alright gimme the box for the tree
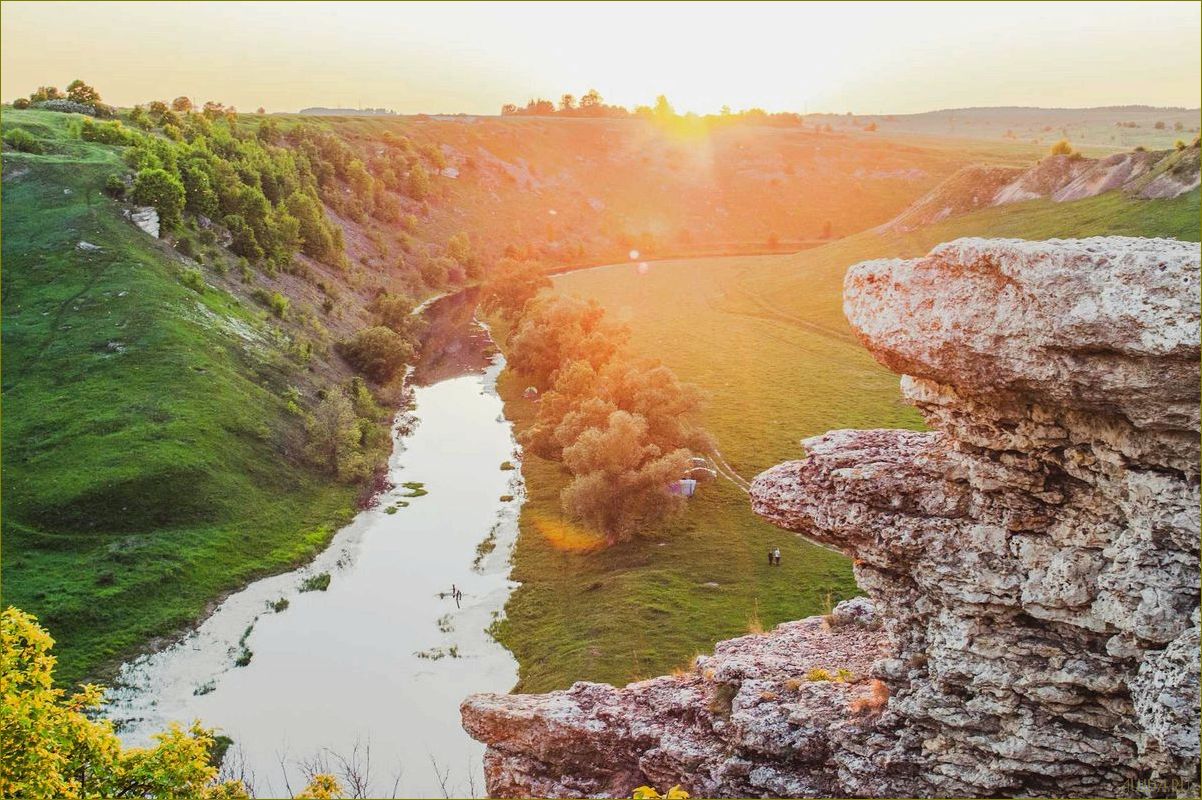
[406,162,431,200]
[500,103,519,116]
[132,168,186,230]
[508,295,629,388]
[0,607,353,799]
[559,94,576,113]
[653,95,675,119]
[580,89,603,111]
[304,391,366,480]
[148,100,170,118]
[29,86,64,103]
[65,79,101,105]
[480,258,551,318]
[171,96,194,113]
[560,411,691,542]
[372,292,422,341]
[180,162,219,218]
[338,326,414,383]
[12,98,30,109]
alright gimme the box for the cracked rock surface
[463,237,1200,798]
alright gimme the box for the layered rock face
[463,237,1201,798]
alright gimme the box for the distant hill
[298,106,397,116]
[808,106,1201,151]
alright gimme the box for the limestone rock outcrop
[463,237,1201,798]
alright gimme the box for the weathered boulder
[463,237,1201,798]
[124,205,160,238]
[463,609,890,798]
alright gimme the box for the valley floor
[493,186,1201,693]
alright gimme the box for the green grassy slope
[496,187,1200,693]
[1,112,358,685]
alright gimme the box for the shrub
[1048,139,1074,156]
[406,162,432,200]
[103,174,126,198]
[338,326,413,383]
[3,128,41,153]
[805,667,833,682]
[0,607,259,798]
[1175,140,1187,151]
[80,118,136,145]
[299,572,331,592]
[11,97,30,109]
[131,168,186,229]
[268,291,289,318]
[179,268,205,293]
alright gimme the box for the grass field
[495,186,1200,693]
[1,112,360,686]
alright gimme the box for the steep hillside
[263,113,1044,263]
[1,112,367,685]
[887,144,1201,231]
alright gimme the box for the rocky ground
[462,236,1201,798]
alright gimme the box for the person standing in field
[773,548,781,566]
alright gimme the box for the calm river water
[108,291,521,798]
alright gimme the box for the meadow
[495,185,1201,692]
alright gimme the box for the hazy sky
[2,1,1198,115]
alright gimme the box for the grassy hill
[495,186,1200,693]
[1,112,364,685]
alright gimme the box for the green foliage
[268,291,290,318]
[338,326,414,383]
[1049,139,1075,156]
[0,607,250,799]
[65,79,101,105]
[632,785,690,800]
[79,118,135,145]
[299,572,332,592]
[132,168,186,230]
[509,295,629,389]
[371,292,422,339]
[560,411,691,542]
[406,161,432,200]
[3,128,41,153]
[103,173,126,198]
[180,268,206,294]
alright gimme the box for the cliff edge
[463,236,1201,798]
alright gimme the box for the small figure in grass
[773,548,782,566]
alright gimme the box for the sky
[2,1,1199,115]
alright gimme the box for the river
[107,290,521,798]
